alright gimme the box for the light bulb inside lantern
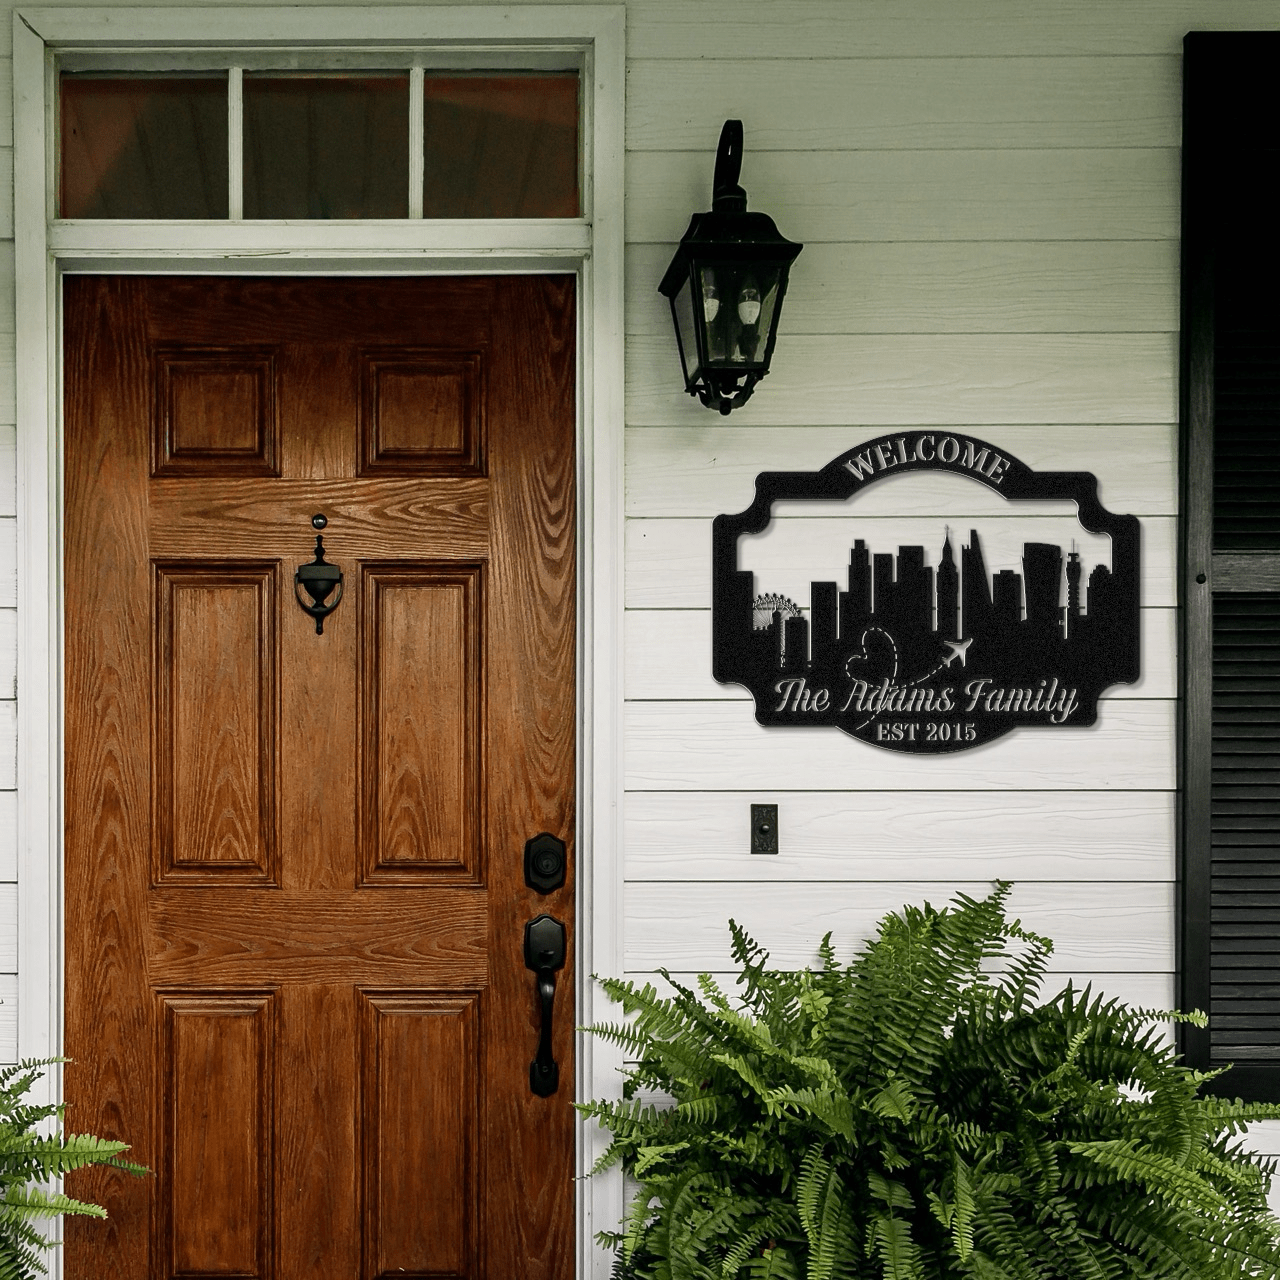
[702,279,720,322]
[737,283,761,326]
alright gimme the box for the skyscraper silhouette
[961,529,993,638]
[936,531,959,639]
[840,539,871,642]
[1066,549,1082,638]
[992,569,1022,626]
[873,552,895,621]
[811,581,838,663]
[1023,542,1063,637]
[896,545,934,633]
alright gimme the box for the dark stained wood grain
[154,562,278,883]
[360,565,483,883]
[481,275,578,1280]
[148,890,489,985]
[64,277,160,1275]
[159,994,274,1277]
[359,993,480,1279]
[148,478,489,557]
[359,349,486,476]
[65,276,576,1278]
[153,346,279,477]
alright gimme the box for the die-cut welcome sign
[711,432,1140,754]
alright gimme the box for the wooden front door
[63,276,576,1279]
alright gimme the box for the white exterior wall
[2,0,1280,1158]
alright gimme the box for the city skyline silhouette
[726,527,1126,689]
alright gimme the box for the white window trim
[12,8,626,1277]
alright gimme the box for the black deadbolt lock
[524,833,567,894]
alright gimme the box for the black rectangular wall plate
[750,803,779,855]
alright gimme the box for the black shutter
[1181,32,1280,1099]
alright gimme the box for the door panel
[64,276,576,1279]
[154,561,279,882]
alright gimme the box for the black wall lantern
[659,120,803,414]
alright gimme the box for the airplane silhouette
[942,638,973,668]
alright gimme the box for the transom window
[59,66,580,220]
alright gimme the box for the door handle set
[524,914,566,1097]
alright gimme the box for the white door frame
[12,8,625,1276]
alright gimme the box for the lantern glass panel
[670,271,701,388]
[699,264,783,370]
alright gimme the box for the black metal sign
[712,432,1140,753]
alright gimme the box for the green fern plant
[581,883,1280,1280]
[0,1058,146,1280]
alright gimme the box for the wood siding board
[624,790,1175,882]
[0,149,10,239]
[0,702,13,791]
[0,792,13,882]
[0,517,13,607]
[0,883,13,971]
[625,57,1179,152]
[0,609,13,699]
[624,425,1177,518]
[625,606,1175,702]
[626,334,1178,427]
[0,425,14,517]
[626,149,1178,245]
[625,516,1176,610]
[624,881,1175,972]
[625,701,1176,792]
[624,1,1280,59]
[0,973,14,1062]
[628,242,1180,337]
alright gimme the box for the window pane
[244,75,410,219]
[60,75,228,218]
[422,74,579,218]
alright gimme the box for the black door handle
[524,914,566,1097]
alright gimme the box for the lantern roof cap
[658,210,802,296]
[659,120,801,297]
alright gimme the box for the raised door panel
[158,993,275,1279]
[359,349,486,476]
[359,992,480,1280]
[153,347,279,477]
[359,566,483,884]
[154,563,278,883]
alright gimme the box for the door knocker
[294,513,344,635]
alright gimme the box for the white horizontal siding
[0,516,15,607]
[0,974,15,1064]
[626,334,1177,426]
[627,701,1175,792]
[0,609,14,699]
[625,880,1175,972]
[625,790,1174,881]
[627,57,1180,152]
[626,0,1280,58]
[628,149,1177,245]
[0,703,12,791]
[0,882,13,971]
[0,427,13,520]
[626,425,1177,517]
[629,242,1180,337]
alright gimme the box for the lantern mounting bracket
[658,120,803,415]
